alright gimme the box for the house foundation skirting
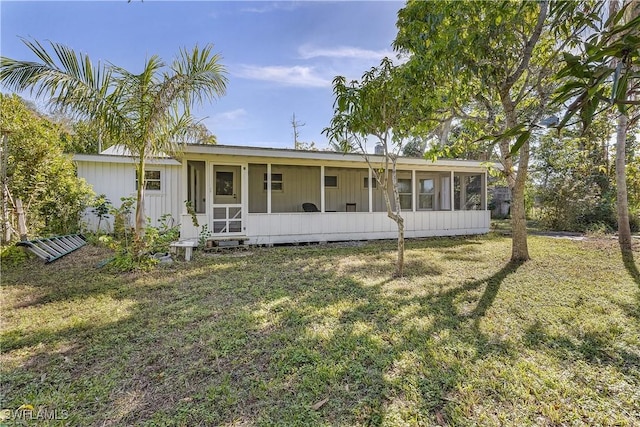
[243,210,490,245]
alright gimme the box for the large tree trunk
[615,112,632,253]
[500,95,531,262]
[610,0,636,254]
[510,141,530,261]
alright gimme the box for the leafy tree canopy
[0,93,93,237]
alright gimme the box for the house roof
[74,143,494,171]
[181,144,491,170]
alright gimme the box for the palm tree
[1,39,227,247]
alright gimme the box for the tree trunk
[510,142,531,261]
[609,0,636,254]
[396,221,405,277]
[500,95,530,262]
[377,159,405,278]
[15,198,27,241]
[615,112,632,253]
[391,160,405,277]
[1,134,10,243]
[135,157,146,240]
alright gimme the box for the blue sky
[1,1,405,149]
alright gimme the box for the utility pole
[291,113,305,150]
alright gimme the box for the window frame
[263,173,284,192]
[418,178,435,210]
[324,175,338,188]
[397,178,412,210]
[363,177,377,189]
[136,170,162,191]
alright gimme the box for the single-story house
[74,144,491,245]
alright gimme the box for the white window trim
[324,175,338,188]
[418,178,436,210]
[263,173,284,192]
[398,178,412,211]
[136,170,162,191]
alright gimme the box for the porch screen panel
[216,172,234,195]
[187,161,206,213]
[270,165,320,213]
[248,164,267,213]
[324,167,369,212]
[440,176,451,210]
[454,173,483,210]
[464,175,483,210]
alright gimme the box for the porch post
[483,171,488,210]
[241,164,249,233]
[181,159,188,214]
[450,170,455,211]
[320,165,325,212]
[368,168,373,213]
[411,169,417,212]
[461,174,467,210]
[267,163,272,214]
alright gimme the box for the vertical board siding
[324,167,370,212]
[248,163,267,213]
[270,165,321,213]
[246,210,490,245]
[76,160,182,233]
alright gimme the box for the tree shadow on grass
[0,239,532,426]
[470,260,524,318]
[523,319,640,378]
[622,250,640,286]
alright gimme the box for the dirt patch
[42,244,115,271]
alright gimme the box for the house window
[136,170,161,191]
[263,173,283,191]
[324,175,338,188]
[398,178,412,210]
[418,178,435,210]
[364,177,377,189]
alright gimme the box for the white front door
[212,165,243,234]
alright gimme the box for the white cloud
[205,108,248,131]
[241,2,299,14]
[234,65,330,88]
[212,108,247,122]
[298,44,394,61]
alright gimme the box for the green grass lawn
[1,234,639,426]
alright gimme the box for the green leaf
[510,130,531,155]
[610,61,622,104]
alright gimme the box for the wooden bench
[169,240,199,261]
[16,234,87,263]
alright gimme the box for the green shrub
[0,245,32,268]
[108,249,158,272]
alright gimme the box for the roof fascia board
[182,145,490,170]
[73,154,181,166]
